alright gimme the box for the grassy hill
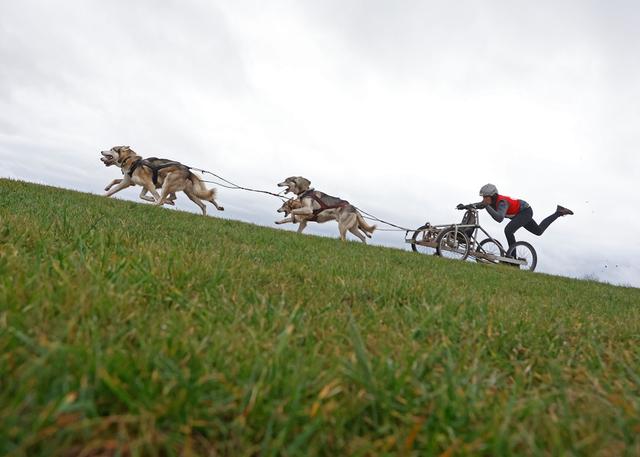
[1,178,639,456]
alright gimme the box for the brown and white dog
[275,177,376,242]
[100,146,224,215]
[103,156,179,206]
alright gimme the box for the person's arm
[456,202,487,210]
[486,200,508,222]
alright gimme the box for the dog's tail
[187,171,218,200]
[195,186,217,201]
[357,213,377,236]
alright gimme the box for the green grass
[1,178,639,456]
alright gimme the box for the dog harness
[124,157,185,186]
[299,190,350,217]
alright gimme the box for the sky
[1,0,639,287]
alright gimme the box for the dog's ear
[296,177,311,191]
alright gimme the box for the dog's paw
[218,207,225,211]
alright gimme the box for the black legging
[504,207,560,249]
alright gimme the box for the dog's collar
[298,188,314,197]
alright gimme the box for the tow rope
[187,166,415,232]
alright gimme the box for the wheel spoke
[411,227,437,255]
[506,241,537,271]
[476,239,504,264]
[436,228,469,260]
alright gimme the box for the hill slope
[1,179,639,456]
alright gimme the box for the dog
[103,156,179,205]
[275,177,376,242]
[100,146,224,215]
[275,198,376,242]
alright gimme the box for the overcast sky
[1,0,639,287]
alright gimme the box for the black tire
[476,238,505,264]
[411,225,436,255]
[436,227,470,260]
[506,241,537,271]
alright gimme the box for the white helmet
[479,183,498,197]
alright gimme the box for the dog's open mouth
[101,153,117,166]
[277,182,294,194]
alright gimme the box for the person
[460,184,573,252]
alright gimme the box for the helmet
[479,183,498,197]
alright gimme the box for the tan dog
[103,157,179,205]
[275,189,376,243]
[100,146,224,215]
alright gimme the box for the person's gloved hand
[456,203,466,210]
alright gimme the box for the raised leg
[104,178,123,192]
[349,226,367,243]
[524,212,561,236]
[184,190,207,215]
[208,196,224,211]
[139,188,155,202]
[104,180,132,197]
